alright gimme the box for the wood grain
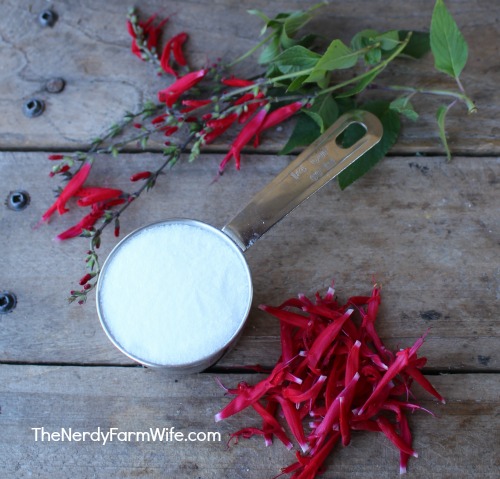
[0,365,498,478]
[0,0,498,154]
[1,1,499,477]
[1,152,498,370]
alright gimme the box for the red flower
[218,108,268,172]
[158,69,207,107]
[180,99,211,113]
[162,125,178,136]
[127,14,168,60]
[151,114,168,125]
[254,101,303,147]
[41,162,93,222]
[160,32,188,75]
[48,154,64,160]
[130,171,152,182]
[49,164,71,177]
[56,198,126,241]
[233,92,267,124]
[56,209,104,241]
[221,77,255,87]
[202,113,238,144]
[75,188,122,207]
[79,273,93,286]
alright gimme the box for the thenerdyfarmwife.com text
[32,427,221,445]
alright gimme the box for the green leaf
[351,29,379,50]
[310,94,339,133]
[283,11,312,38]
[272,45,320,74]
[338,101,401,189]
[430,0,468,78]
[302,110,324,131]
[365,47,382,65]
[375,30,400,51]
[305,39,359,83]
[280,11,311,49]
[280,114,321,155]
[436,104,452,161]
[248,9,271,35]
[335,69,379,99]
[287,74,309,92]
[390,96,419,121]
[399,30,430,58]
[259,34,281,64]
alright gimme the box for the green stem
[384,85,477,113]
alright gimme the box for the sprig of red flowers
[216,284,444,477]
[39,2,474,304]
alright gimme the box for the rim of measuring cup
[96,218,253,371]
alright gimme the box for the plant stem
[380,85,477,113]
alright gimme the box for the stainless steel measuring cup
[96,110,382,372]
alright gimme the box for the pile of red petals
[215,284,445,477]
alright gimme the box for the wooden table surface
[1,1,498,477]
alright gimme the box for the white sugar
[97,221,252,367]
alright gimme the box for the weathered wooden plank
[0,0,497,154]
[0,153,498,369]
[0,365,498,478]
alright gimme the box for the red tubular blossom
[376,416,418,458]
[398,412,412,474]
[358,349,410,416]
[76,188,122,207]
[221,77,255,87]
[180,99,211,113]
[42,162,93,222]
[171,32,188,65]
[151,114,168,125]
[127,14,168,60]
[254,101,303,147]
[130,171,153,182]
[79,273,92,286]
[56,196,125,241]
[345,339,361,386]
[52,165,71,176]
[48,154,64,160]
[237,92,267,124]
[307,309,352,370]
[404,365,446,404]
[162,126,178,136]
[158,69,207,107]
[295,432,340,479]
[219,107,268,172]
[272,395,309,453]
[160,32,188,75]
[252,401,293,450]
[56,209,104,241]
[233,92,255,106]
[202,113,238,144]
[261,101,304,131]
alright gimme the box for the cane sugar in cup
[96,219,253,371]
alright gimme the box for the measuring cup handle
[222,110,383,251]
